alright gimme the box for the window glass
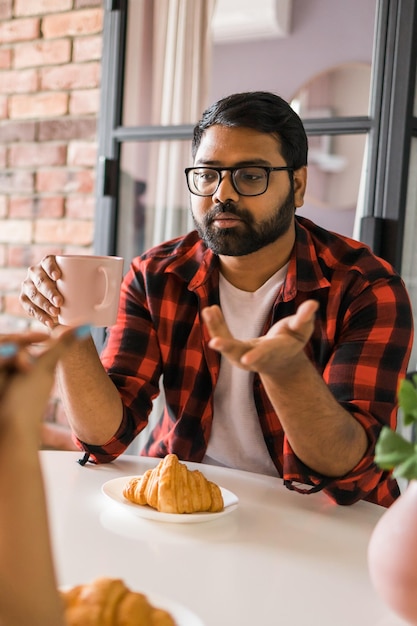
[297,133,368,237]
[291,63,371,119]
[123,0,377,126]
[414,64,417,116]
[117,139,193,269]
[123,0,153,127]
[401,136,417,368]
[117,131,368,270]
[209,0,376,113]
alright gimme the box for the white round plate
[101,475,239,523]
[147,591,205,625]
[60,585,204,626]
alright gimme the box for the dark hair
[192,91,308,169]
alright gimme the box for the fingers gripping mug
[55,255,124,327]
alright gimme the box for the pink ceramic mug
[55,255,124,327]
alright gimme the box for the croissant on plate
[123,453,224,514]
[60,577,176,626]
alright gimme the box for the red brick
[3,293,27,316]
[0,219,32,243]
[7,245,31,268]
[0,68,38,94]
[0,195,7,218]
[62,245,93,255]
[0,243,6,265]
[14,39,71,69]
[75,0,102,7]
[35,169,69,193]
[37,116,97,141]
[7,243,63,267]
[67,140,97,167]
[0,120,36,142]
[0,268,27,293]
[7,196,32,218]
[65,194,95,219]
[0,0,12,19]
[14,0,72,17]
[0,96,7,118]
[9,196,65,218]
[42,8,103,38]
[0,48,12,70]
[34,218,94,245]
[0,170,34,194]
[9,142,67,167]
[0,266,27,292]
[36,168,95,194]
[73,35,102,62]
[0,18,40,43]
[69,88,99,115]
[40,61,100,91]
[35,196,65,217]
[10,92,68,119]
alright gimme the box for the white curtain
[145,0,216,249]
[129,0,216,453]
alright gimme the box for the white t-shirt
[203,265,288,476]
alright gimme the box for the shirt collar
[165,220,331,298]
[280,217,331,302]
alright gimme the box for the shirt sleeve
[283,273,414,506]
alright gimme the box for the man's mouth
[210,212,245,228]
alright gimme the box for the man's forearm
[261,352,368,477]
[57,335,123,445]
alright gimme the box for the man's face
[190,125,306,257]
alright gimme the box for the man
[20,91,413,506]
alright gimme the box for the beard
[191,188,295,256]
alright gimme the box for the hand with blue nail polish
[0,327,93,626]
[0,343,18,358]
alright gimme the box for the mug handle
[94,266,113,311]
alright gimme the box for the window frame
[96,0,417,266]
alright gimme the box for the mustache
[205,202,252,224]
[218,200,234,213]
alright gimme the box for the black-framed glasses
[184,166,293,197]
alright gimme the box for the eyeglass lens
[189,167,269,196]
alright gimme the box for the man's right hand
[19,255,64,329]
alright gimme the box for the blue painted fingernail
[74,324,91,339]
[0,343,18,357]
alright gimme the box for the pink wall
[210,0,376,103]
[209,0,377,237]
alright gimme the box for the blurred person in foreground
[19,91,413,506]
[0,328,89,626]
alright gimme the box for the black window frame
[93,0,417,348]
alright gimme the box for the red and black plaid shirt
[77,216,413,506]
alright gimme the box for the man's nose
[212,171,240,204]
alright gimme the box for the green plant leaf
[374,426,415,470]
[398,378,417,425]
[392,453,417,480]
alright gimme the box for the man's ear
[293,166,307,209]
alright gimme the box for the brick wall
[0,0,104,445]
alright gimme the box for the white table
[40,450,409,626]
